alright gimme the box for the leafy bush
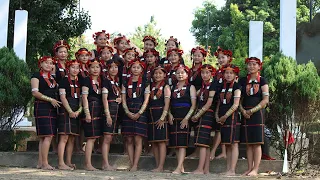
[0,47,32,130]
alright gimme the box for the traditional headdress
[175,64,190,74]
[128,58,146,70]
[201,64,216,77]
[75,48,92,58]
[106,59,120,69]
[166,48,184,58]
[143,35,158,46]
[98,45,114,55]
[153,65,167,74]
[165,36,180,46]
[66,59,81,69]
[124,47,139,58]
[113,35,130,45]
[86,58,101,67]
[143,48,160,58]
[222,64,240,76]
[191,46,208,57]
[245,57,262,66]
[53,40,70,53]
[92,30,110,44]
[38,56,54,68]
[214,47,233,62]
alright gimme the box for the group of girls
[31,30,269,176]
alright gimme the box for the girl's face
[218,53,229,66]
[124,52,135,62]
[130,63,143,76]
[95,33,108,47]
[153,69,165,82]
[116,39,128,52]
[78,54,90,64]
[100,49,112,61]
[145,54,156,65]
[192,51,204,64]
[247,61,260,74]
[108,63,118,77]
[144,40,155,51]
[89,63,101,76]
[41,59,54,72]
[168,52,179,64]
[224,70,236,82]
[166,40,177,50]
[201,69,212,82]
[176,68,188,81]
[56,47,68,60]
[69,64,80,77]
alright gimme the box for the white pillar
[280,0,297,59]
[0,0,10,47]
[13,10,28,61]
[249,21,263,61]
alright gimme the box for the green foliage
[68,35,96,59]
[0,47,32,130]
[129,16,166,57]
[7,0,91,71]
[191,0,320,59]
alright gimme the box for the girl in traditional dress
[165,48,184,87]
[210,47,233,160]
[159,36,181,65]
[148,66,171,172]
[31,56,60,170]
[168,65,197,174]
[57,60,82,170]
[216,64,241,176]
[189,46,207,91]
[191,64,216,174]
[99,45,114,78]
[121,59,150,171]
[101,60,122,171]
[52,40,70,83]
[144,49,160,84]
[120,47,139,85]
[91,30,110,59]
[113,35,130,61]
[82,58,103,171]
[239,57,269,176]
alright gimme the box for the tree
[7,0,91,71]
[191,0,320,59]
[0,47,31,130]
[129,16,166,57]
[68,35,96,59]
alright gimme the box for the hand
[168,114,174,125]
[116,97,122,104]
[127,112,135,120]
[156,119,165,129]
[106,116,112,127]
[191,115,198,122]
[242,110,251,119]
[51,99,62,108]
[218,115,227,125]
[180,119,188,129]
[69,111,76,118]
[85,115,92,123]
[74,111,80,118]
[246,110,253,116]
[131,113,141,121]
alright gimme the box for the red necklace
[108,75,120,97]
[199,80,211,102]
[173,82,188,99]
[68,76,80,98]
[57,60,66,78]
[150,80,165,100]
[90,76,101,94]
[190,63,202,82]
[40,70,57,88]
[246,72,261,96]
[220,79,235,104]
[127,75,142,98]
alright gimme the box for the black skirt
[194,109,214,147]
[82,97,102,138]
[220,107,240,144]
[34,100,57,137]
[58,98,80,136]
[122,99,148,137]
[102,100,119,135]
[148,107,168,142]
[168,105,190,148]
[240,107,265,145]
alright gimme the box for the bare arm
[192,90,216,120]
[247,84,269,115]
[31,78,61,107]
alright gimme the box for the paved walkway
[0,167,303,180]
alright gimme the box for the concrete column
[13,10,28,61]
[249,21,263,61]
[0,0,10,47]
[280,0,297,59]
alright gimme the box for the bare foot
[172,167,183,174]
[151,168,163,172]
[188,152,199,159]
[242,169,252,176]
[209,150,215,161]
[102,165,116,171]
[58,164,74,170]
[41,164,55,170]
[215,153,226,159]
[66,163,76,169]
[224,171,236,176]
[36,164,42,169]
[193,169,204,174]
[84,164,99,171]
[204,170,210,174]
[247,170,258,176]
[130,165,138,172]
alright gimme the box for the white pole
[13,10,28,62]
[280,0,297,59]
[249,21,264,61]
[0,0,10,47]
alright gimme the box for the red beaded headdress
[128,58,146,70]
[214,47,233,62]
[166,48,184,58]
[113,35,130,45]
[245,57,262,66]
[175,64,190,74]
[66,59,81,69]
[75,48,92,58]
[165,36,180,46]
[98,45,114,55]
[143,49,160,58]
[143,35,158,46]
[92,30,110,43]
[38,56,54,68]
[201,64,216,76]
[191,46,208,57]
[53,40,70,53]
[123,47,139,57]
[222,64,240,76]
[86,58,101,67]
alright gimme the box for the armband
[59,92,66,95]
[262,92,269,96]
[31,88,39,92]
[82,91,89,95]
[102,90,108,94]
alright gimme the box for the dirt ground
[0,167,319,180]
